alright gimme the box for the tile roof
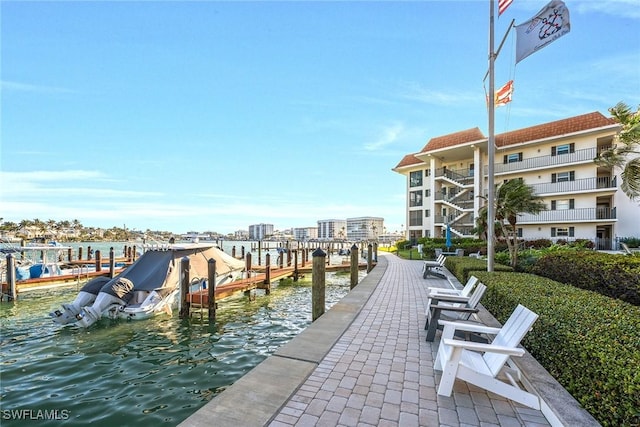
[421,127,486,151]
[495,111,616,147]
[393,153,424,170]
[393,111,618,172]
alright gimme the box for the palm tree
[478,179,546,269]
[595,102,640,200]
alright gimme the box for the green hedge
[528,251,640,306]
[444,256,512,282]
[469,271,640,427]
[396,238,497,259]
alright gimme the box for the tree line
[0,218,174,242]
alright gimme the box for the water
[0,244,359,426]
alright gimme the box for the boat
[1,241,77,280]
[1,241,130,296]
[49,243,245,327]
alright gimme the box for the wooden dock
[187,262,371,307]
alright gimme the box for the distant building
[234,230,249,240]
[249,223,274,240]
[293,227,318,241]
[347,217,384,241]
[317,219,347,241]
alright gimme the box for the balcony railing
[435,168,474,185]
[531,176,617,195]
[488,147,597,174]
[518,207,616,223]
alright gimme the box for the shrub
[444,256,512,282]
[529,251,640,306]
[470,271,640,427]
[524,238,553,249]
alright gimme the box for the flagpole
[487,0,496,272]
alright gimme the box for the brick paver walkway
[269,253,550,427]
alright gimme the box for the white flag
[515,0,570,64]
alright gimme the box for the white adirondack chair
[422,254,446,279]
[426,276,479,308]
[434,304,541,409]
[424,282,487,341]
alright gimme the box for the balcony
[435,168,474,186]
[531,176,617,195]
[489,147,597,175]
[518,207,616,223]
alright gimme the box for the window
[409,171,422,187]
[551,227,575,237]
[425,209,430,217]
[425,168,431,177]
[503,153,523,164]
[552,171,575,183]
[552,143,575,156]
[469,163,475,177]
[409,190,423,207]
[425,189,431,198]
[409,210,423,226]
[551,199,574,210]
[517,228,523,238]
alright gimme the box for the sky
[1,0,639,235]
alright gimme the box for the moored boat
[49,243,245,327]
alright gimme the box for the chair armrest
[438,319,501,335]
[429,304,478,314]
[442,338,526,356]
[430,294,470,303]
[427,287,460,295]
[423,261,442,267]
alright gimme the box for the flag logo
[515,0,570,63]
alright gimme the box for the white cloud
[364,123,405,151]
[398,81,479,106]
[572,0,640,20]
[1,80,76,94]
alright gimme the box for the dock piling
[95,250,102,272]
[264,253,271,294]
[245,253,252,279]
[6,254,17,301]
[207,258,216,321]
[179,257,190,318]
[312,248,326,322]
[350,244,359,289]
[367,244,373,273]
[109,247,116,278]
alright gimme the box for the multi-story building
[234,230,249,240]
[248,223,274,241]
[393,111,639,250]
[293,227,318,241]
[317,219,347,241]
[346,217,385,242]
